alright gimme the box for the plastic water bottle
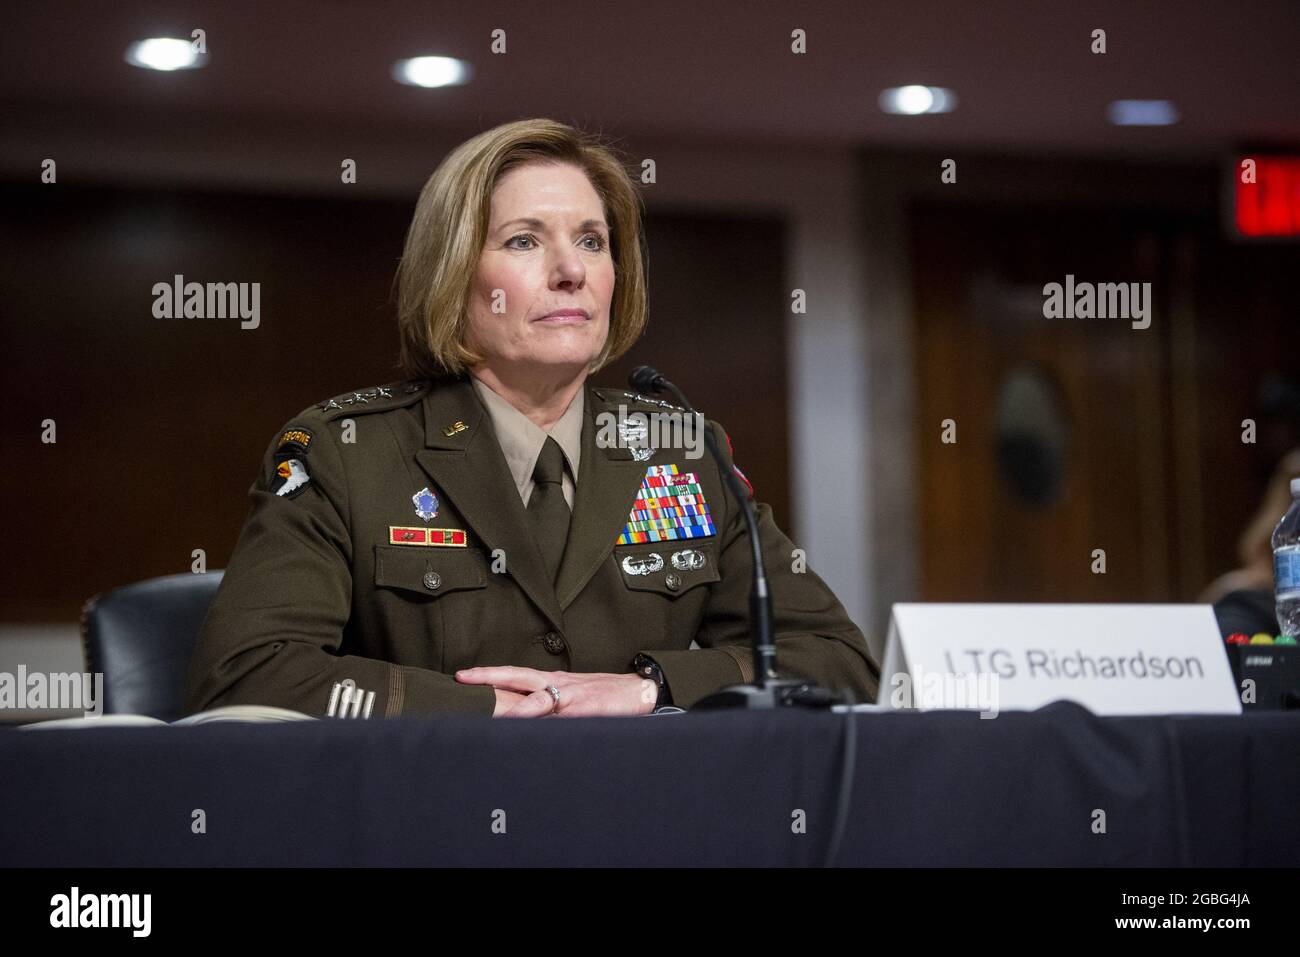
[1273,478,1300,637]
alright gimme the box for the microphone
[628,366,839,710]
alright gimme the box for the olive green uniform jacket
[185,375,880,717]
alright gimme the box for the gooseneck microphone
[628,366,839,710]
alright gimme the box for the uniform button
[665,573,682,591]
[542,631,567,655]
[423,571,442,591]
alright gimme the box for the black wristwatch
[631,653,672,709]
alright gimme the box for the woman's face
[467,161,614,380]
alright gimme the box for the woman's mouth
[534,309,591,324]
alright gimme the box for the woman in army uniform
[185,118,879,719]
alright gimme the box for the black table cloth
[3,702,1297,867]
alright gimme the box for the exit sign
[1233,155,1300,238]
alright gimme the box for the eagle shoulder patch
[269,428,314,498]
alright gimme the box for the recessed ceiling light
[879,85,957,115]
[1106,100,1179,126]
[392,56,472,88]
[124,37,206,72]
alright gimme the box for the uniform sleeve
[639,420,881,709]
[184,412,496,718]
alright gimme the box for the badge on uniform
[616,464,715,544]
[622,552,664,575]
[412,487,439,521]
[671,548,707,570]
[618,417,655,462]
[389,527,467,547]
[395,486,463,544]
[326,679,374,719]
[269,428,314,498]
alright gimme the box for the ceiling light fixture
[879,85,957,115]
[392,56,472,88]
[124,37,206,72]
[1106,100,1180,126]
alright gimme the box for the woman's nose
[549,248,585,287]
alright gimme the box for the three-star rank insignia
[317,386,394,412]
[269,428,314,498]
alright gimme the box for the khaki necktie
[527,436,571,583]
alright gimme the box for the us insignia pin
[443,420,468,437]
[412,487,439,521]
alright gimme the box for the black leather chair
[80,571,224,720]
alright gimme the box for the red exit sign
[1234,155,1300,238]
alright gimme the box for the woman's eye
[505,232,606,251]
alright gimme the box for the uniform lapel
[554,386,653,609]
[413,376,565,634]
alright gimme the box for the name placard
[880,603,1242,716]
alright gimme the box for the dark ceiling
[2,0,1296,162]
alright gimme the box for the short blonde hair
[395,118,648,378]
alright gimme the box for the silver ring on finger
[544,684,561,711]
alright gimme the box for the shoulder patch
[269,437,313,498]
[723,431,754,500]
[314,380,430,419]
[268,426,314,498]
[277,428,313,452]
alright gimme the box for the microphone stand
[629,367,839,710]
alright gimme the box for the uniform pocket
[373,543,488,598]
[615,541,720,597]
